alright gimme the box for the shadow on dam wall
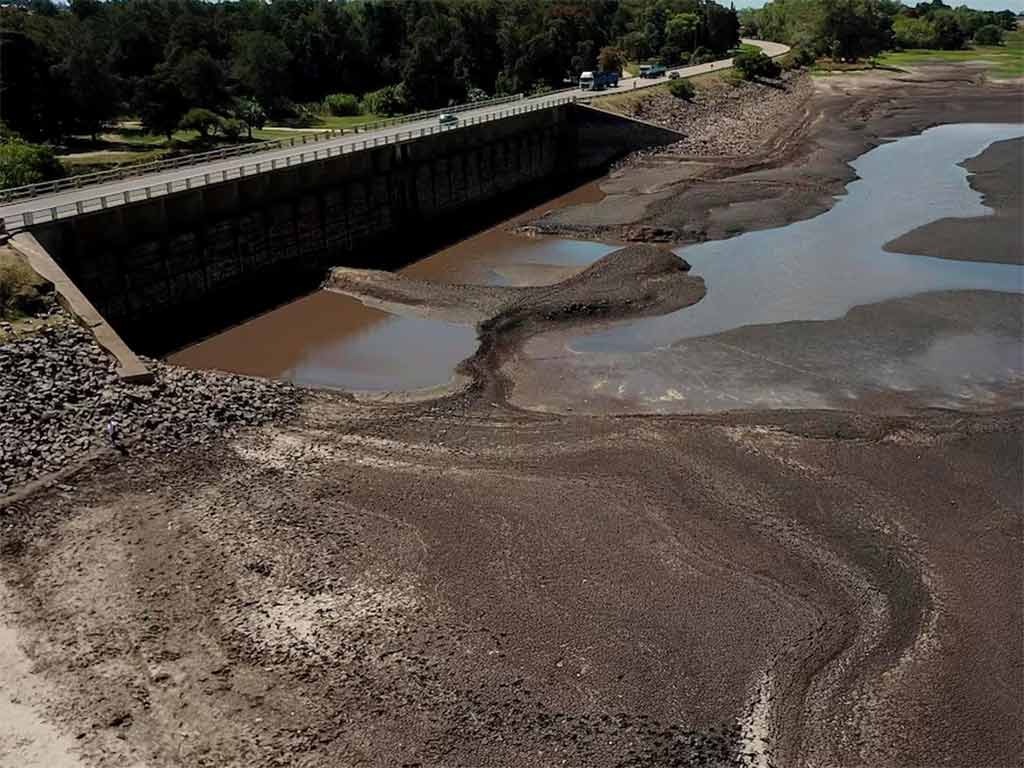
[30,105,681,355]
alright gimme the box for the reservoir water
[572,123,1024,354]
[518,123,1023,412]
[168,224,616,392]
[171,123,1023,402]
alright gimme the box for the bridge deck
[0,40,787,232]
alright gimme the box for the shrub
[893,16,939,49]
[360,84,409,117]
[973,25,1004,46]
[689,46,716,65]
[733,50,781,80]
[0,251,52,320]
[466,87,489,103]
[234,98,266,138]
[722,69,745,88]
[220,118,245,140]
[667,78,696,100]
[598,46,626,73]
[288,103,321,127]
[179,108,222,139]
[323,92,360,116]
[784,46,816,70]
[0,136,65,189]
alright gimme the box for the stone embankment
[619,70,813,161]
[516,71,816,244]
[0,310,296,496]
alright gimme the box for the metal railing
[0,92,529,205]
[4,95,578,231]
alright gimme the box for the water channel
[171,123,1023,401]
[168,223,616,392]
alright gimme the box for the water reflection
[169,226,615,392]
[572,123,1024,354]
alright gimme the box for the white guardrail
[2,94,578,231]
[0,92,531,206]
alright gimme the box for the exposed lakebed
[515,123,1024,412]
[173,124,1022,407]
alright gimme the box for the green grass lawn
[251,127,328,141]
[593,68,741,114]
[55,114,384,176]
[877,29,1023,79]
[313,114,382,130]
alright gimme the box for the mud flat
[0,66,1021,768]
[1,394,1020,767]
[508,121,1024,415]
[885,136,1023,264]
[526,65,1022,246]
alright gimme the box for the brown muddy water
[171,125,1023,402]
[521,123,1024,412]
[168,182,616,392]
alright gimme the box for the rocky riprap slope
[0,312,297,495]
[622,71,813,160]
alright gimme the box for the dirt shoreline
[0,66,1022,768]
[884,136,1023,264]
[524,66,1023,251]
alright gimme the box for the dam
[8,103,681,357]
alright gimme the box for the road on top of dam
[0,40,788,231]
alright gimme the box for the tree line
[740,0,1017,61]
[0,0,741,145]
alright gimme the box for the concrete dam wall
[30,105,680,353]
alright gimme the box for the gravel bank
[620,71,815,161]
[0,311,297,496]
[525,67,1020,246]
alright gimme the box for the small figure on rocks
[106,419,127,455]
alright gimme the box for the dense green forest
[1,0,1016,189]
[0,0,741,143]
[740,0,1018,61]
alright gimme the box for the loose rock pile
[0,311,297,495]
[622,71,813,161]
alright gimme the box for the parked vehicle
[668,71,680,80]
[579,71,620,91]
[438,113,458,126]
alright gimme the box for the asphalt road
[0,40,788,231]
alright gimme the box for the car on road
[438,113,458,126]
[668,71,680,80]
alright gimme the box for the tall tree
[171,49,227,110]
[232,31,292,112]
[135,65,187,140]
[52,29,121,139]
[665,12,701,53]
[401,12,466,109]
[0,30,55,141]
